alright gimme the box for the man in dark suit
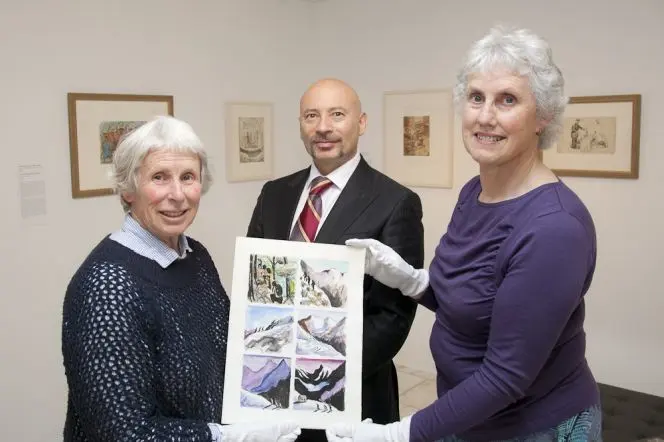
[246,78,424,442]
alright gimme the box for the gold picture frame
[67,92,174,198]
[543,94,641,179]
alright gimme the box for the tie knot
[309,176,333,196]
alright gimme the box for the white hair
[453,25,568,149]
[112,115,213,212]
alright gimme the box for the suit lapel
[315,157,378,244]
[273,168,309,240]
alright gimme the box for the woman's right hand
[345,238,429,299]
[214,421,301,442]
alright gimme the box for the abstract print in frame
[383,89,454,188]
[67,92,174,198]
[223,237,365,430]
[224,102,274,182]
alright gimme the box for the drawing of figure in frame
[238,116,265,163]
[560,117,616,154]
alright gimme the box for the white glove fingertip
[345,238,366,248]
[325,429,342,442]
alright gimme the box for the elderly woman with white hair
[328,26,602,442]
[61,116,300,442]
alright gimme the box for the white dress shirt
[289,151,362,239]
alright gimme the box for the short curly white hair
[112,115,213,212]
[453,25,569,149]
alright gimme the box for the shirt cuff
[208,423,224,442]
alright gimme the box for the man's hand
[346,238,429,299]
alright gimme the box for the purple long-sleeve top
[409,176,600,442]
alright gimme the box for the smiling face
[299,79,367,175]
[461,69,546,170]
[122,149,202,250]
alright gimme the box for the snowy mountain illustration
[296,319,345,358]
[241,357,291,409]
[240,390,273,408]
[298,314,346,356]
[293,360,345,412]
[300,260,348,308]
[244,315,294,353]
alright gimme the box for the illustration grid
[240,254,350,414]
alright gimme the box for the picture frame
[225,102,274,182]
[383,89,454,188]
[543,94,641,179]
[222,237,365,430]
[67,92,174,198]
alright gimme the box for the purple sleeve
[409,213,594,441]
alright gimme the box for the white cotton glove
[325,417,411,442]
[345,238,429,299]
[213,421,301,442]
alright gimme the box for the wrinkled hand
[345,238,429,299]
[220,421,301,442]
[325,418,410,442]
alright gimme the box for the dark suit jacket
[246,156,424,441]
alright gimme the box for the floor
[396,364,437,417]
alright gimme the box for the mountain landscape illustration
[241,358,291,408]
[293,361,345,412]
[297,314,346,356]
[300,260,348,308]
[244,315,294,353]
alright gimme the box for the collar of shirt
[306,150,362,191]
[109,213,192,269]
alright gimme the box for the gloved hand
[214,421,301,442]
[325,417,410,442]
[345,238,429,299]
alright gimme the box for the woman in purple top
[326,26,602,442]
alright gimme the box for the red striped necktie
[289,176,333,242]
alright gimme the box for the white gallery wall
[0,0,662,440]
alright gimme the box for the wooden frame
[67,92,174,198]
[225,102,274,182]
[383,89,454,188]
[543,94,641,179]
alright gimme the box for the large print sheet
[222,237,365,430]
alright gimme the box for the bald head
[298,78,367,175]
[300,78,362,115]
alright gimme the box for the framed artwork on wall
[67,92,174,198]
[222,237,365,430]
[225,102,274,182]
[542,94,641,179]
[383,89,454,188]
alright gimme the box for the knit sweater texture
[62,236,229,441]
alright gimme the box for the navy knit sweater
[62,236,229,441]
